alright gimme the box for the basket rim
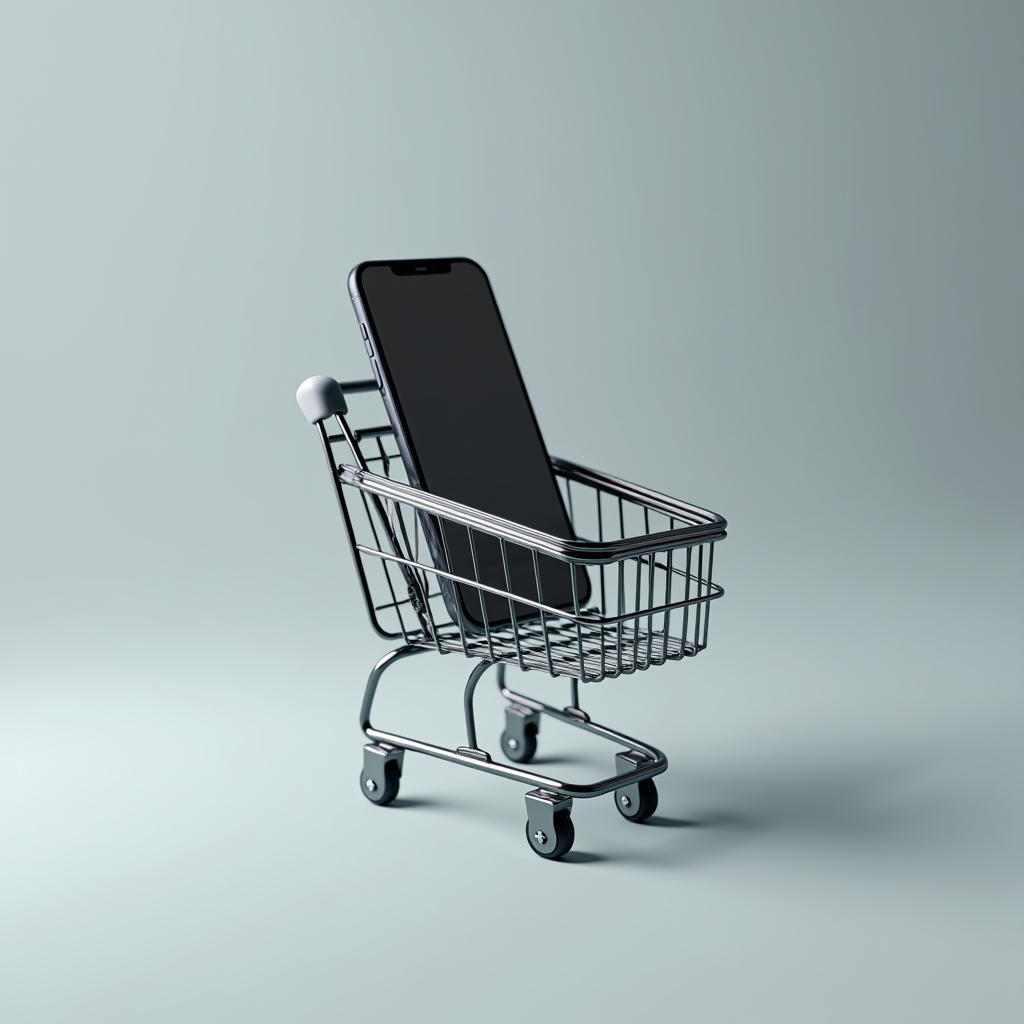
[337,455,727,565]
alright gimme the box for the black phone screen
[355,258,588,627]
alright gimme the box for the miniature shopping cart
[296,375,727,859]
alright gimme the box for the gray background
[2,2,1022,1022]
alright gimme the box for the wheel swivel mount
[358,650,665,860]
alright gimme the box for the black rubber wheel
[501,724,538,764]
[526,811,575,859]
[360,761,400,806]
[615,778,658,823]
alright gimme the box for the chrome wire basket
[297,375,727,859]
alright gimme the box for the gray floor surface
[4,540,1021,1024]
[3,4,1022,1021]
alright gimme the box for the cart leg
[360,645,425,734]
[456,660,494,762]
[525,789,574,859]
[361,743,404,806]
[613,750,659,823]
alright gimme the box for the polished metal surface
[524,789,573,837]
[316,379,726,683]
[300,376,729,846]
[613,749,653,815]
[357,651,668,799]
[361,742,404,799]
[501,701,540,758]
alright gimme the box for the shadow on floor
[387,797,449,810]
[562,735,1000,871]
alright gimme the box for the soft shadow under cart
[296,375,727,859]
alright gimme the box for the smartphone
[348,257,590,629]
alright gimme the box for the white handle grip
[296,375,348,424]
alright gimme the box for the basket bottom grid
[411,615,699,681]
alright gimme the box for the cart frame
[296,375,727,858]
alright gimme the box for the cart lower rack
[296,375,727,859]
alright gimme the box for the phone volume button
[370,358,383,389]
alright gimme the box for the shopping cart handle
[296,375,348,423]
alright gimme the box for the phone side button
[370,358,383,389]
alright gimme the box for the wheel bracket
[525,788,572,844]
[363,742,404,789]
[614,749,652,810]
[503,703,541,756]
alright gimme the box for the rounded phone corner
[347,263,368,300]
[449,256,488,280]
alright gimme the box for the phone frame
[347,257,590,629]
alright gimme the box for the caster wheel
[526,811,575,859]
[360,761,400,806]
[501,724,538,764]
[615,778,658,823]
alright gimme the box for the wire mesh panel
[319,389,725,683]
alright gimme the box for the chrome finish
[359,652,667,798]
[563,705,590,724]
[462,659,492,752]
[339,465,727,563]
[299,376,729,851]
[456,746,492,763]
[315,379,725,682]
[525,789,572,853]
[339,378,378,394]
[362,742,404,794]
[502,701,541,754]
[613,749,651,814]
[359,646,425,733]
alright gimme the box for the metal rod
[333,411,368,472]
[358,544,723,624]
[339,411,433,639]
[337,459,727,561]
[694,543,704,654]
[359,649,667,798]
[316,420,402,642]
[498,538,525,672]
[467,529,496,663]
[462,660,493,751]
[358,491,411,644]
[359,645,427,733]
[437,522,470,657]
[363,723,665,798]
[339,378,379,394]
[327,424,393,443]
[497,679,665,769]
[702,542,715,650]
[532,548,555,678]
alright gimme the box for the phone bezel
[347,257,591,627]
